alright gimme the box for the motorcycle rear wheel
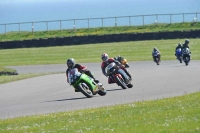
[185,57,189,66]
[127,83,133,88]
[156,58,160,65]
[98,87,107,96]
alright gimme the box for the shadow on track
[45,97,88,102]
[106,88,125,91]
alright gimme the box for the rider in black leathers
[152,47,161,62]
[181,39,191,61]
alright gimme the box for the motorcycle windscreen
[182,48,190,55]
[68,68,81,84]
[153,51,159,56]
[105,62,116,74]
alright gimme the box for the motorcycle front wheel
[115,75,127,89]
[156,57,160,65]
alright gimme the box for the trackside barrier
[0,30,200,49]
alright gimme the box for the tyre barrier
[0,30,200,49]
[0,71,18,76]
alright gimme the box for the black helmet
[66,58,75,68]
[185,39,189,44]
[118,55,122,60]
[178,43,181,47]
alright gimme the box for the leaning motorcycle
[176,48,182,63]
[114,56,129,68]
[182,48,191,66]
[153,51,160,65]
[68,68,107,98]
[105,62,133,89]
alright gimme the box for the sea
[0,0,200,33]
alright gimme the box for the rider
[114,55,129,68]
[181,39,191,61]
[101,53,132,84]
[152,47,161,62]
[175,43,182,56]
[66,58,99,84]
[182,39,190,49]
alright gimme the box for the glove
[119,64,125,69]
[80,69,85,73]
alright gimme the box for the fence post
[74,19,76,30]
[170,14,172,24]
[102,18,104,28]
[155,14,158,25]
[142,15,144,26]
[46,21,48,31]
[183,13,184,23]
[32,22,34,34]
[60,20,62,31]
[129,16,131,26]
[5,24,6,35]
[115,17,117,27]
[88,19,90,29]
[196,13,198,22]
[18,23,20,33]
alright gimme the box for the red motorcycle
[105,62,133,89]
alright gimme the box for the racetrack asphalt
[0,60,200,119]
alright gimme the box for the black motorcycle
[152,51,161,65]
[182,48,191,66]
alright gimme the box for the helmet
[153,47,157,51]
[185,39,189,44]
[66,58,75,68]
[101,53,109,62]
[178,43,181,47]
[118,55,122,61]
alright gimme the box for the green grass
[0,92,199,133]
[0,38,200,66]
[0,22,200,42]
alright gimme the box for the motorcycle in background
[152,51,161,65]
[182,48,191,66]
[105,62,133,89]
[68,68,107,98]
[176,48,182,63]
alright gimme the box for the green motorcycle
[68,68,107,98]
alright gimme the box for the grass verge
[0,92,199,133]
